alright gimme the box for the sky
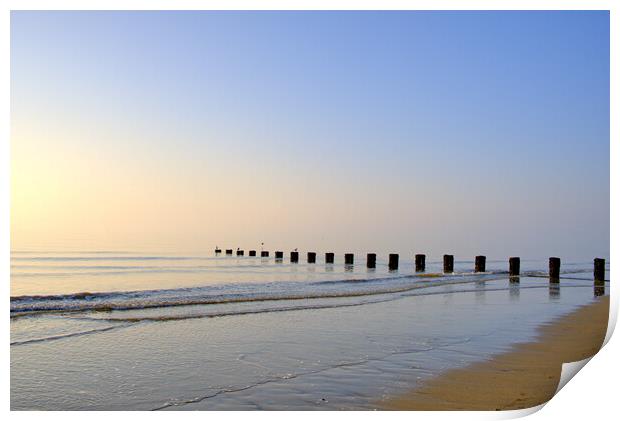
[10,11,609,260]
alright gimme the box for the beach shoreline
[382,294,610,411]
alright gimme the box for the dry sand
[383,295,609,411]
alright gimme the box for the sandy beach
[383,294,610,411]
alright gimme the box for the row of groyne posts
[215,248,607,284]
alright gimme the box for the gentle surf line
[10,274,514,317]
[11,284,594,348]
[9,270,514,304]
[88,284,593,323]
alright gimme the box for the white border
[2,2,616,420]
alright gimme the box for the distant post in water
[549,257,561,282]
[275,251,283,260]
[345,253,354,265]
[594,258,605,284]
[290,251,299,263]
[237,250,244,256]
[307,252,316,264]
[389,254,399,271]
[261,251,269,257]
[415,254,426,272]
[366,253,376,269]
[226,249,233,255]
[509,257,520,277]
[475,255,486,273]
[443,255,454,273]
[249,250,256,257]
[325,253,335,264]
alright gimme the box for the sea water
[10,252,609,410]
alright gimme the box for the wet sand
[383,295,609,411]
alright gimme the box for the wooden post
[249,250,256,257]
[443,255,454,273]
[225,249,233,255]
[215,248,222,254]
[415,254,426,272]
[549,257,560,282]
[275,251,283,259]
[237,250,244,256]
[307,252,316,264]
[366,253,376,269]
[345,253,354,265]
[325,253,335,264]
[389,254,399,271]
[594,258,605,284]
[290,251,299,263]
[594,258,606,297]
[261,251,269,257]
[509,257,520,277]
[475,255,486,273]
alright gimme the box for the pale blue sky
[11,11,609,260]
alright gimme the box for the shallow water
[10,252,609,410]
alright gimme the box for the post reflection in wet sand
[475,281,486,303]
[594,284,605,297]
[549,283,561,300]
[509,280,520,301]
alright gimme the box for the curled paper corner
[548,294,615,402]
[502,358,596,419]
[555,357,593,395]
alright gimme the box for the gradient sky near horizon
[11,11,609,260]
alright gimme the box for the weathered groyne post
[594,258,605,284]
[261,251,269,257]
[366,253,376,269]
[215,247,222,254]
[325,252,335,264]
[389,254,399,271]
[290,251,299,263]
[275,251,283,260]
[307,252,316,264]
[237,249,244,256]
[549,257,561,282]
[226,249,233,255]
[345,253,354,265]
[415,254,426,272]
[249,250,256,257]
[443,255,454,273]
[594,258,606,297]
[509,257,520,278]
[475,255,486,273]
